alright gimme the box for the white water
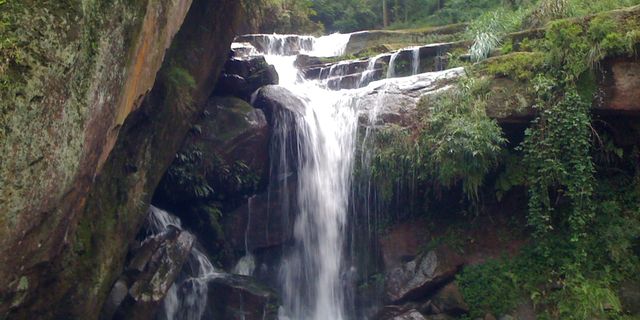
[233,195,257,276]
[386,51,400,78]
[412,47,421,75]
[358,53,387,87]
[233,33,463,320]
[148,206,221,320]
[259,33,358,320]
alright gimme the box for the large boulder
[102,228,195,320]
[253,85,306,125]
[206,274,280,320]
[215,56,279,100]
[385,246,465,304]
[0,0,244,317]
[425,283,469,316]
[154,96,270,256]
[156,96,269,205]
[356,68,464,128]
[0,0,193,316]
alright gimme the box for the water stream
[147,206,221,320]
[250,32,463,319]
[152,32,462,320]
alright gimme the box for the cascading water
[246,33,463,320]
[358,54,387,87]
[387,51,400,78]
[412,47,421,75]
[233,195,257,277]
[147,206,221,320]
[258,33,358,320]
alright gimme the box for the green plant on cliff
[419,76,507,200]
[521,84,595,247]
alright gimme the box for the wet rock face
[102,228,195,320]
[599,59,640,113]
[385,246,464,304]
[215,56,279,100]
[253,85,306,124]
[0,0,192,315]
[224,177,298,253]
[206,274,280,320]
[0,0,244,317]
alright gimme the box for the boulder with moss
[0,0,244,317]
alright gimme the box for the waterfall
[230,32,463,320]
[358,54,387,87]
[386,51,401,78]
[260,33,358,320]
[147,206,221,320]
[412,47,421,75]
[233,196,257,277]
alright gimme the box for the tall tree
[383,0,389,26]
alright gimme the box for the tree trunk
[383,0,389,27]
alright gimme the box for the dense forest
[244,0,640,33]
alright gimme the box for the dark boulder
[156,96,269,205]
[215,56,279,100]
[425,282,469,316]
[252,85,306,125]
[385,246,464,304]
[205,274,280,320]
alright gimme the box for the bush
[420,77,507,200]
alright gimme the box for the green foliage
[166,148,215,200]
[368,124,419,203]
[556,277,622,320]
[494,152,526,201]
[521,84,595,246]
[466,7,528,61]
[458,258,522,318]
[163,147,259,203]
[420,77,507,200]
[242,0,324,34]
[544,20,590,81]
[480,52,545,81]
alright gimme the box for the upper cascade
[235,33,352,57]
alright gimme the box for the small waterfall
[386,51,400,78]
[412,47,421,75]
[358,54,386,87]
[233,196,257,276]
[148,206,221,320]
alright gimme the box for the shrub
[420,77,507,200]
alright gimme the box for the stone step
[301,42,461,84]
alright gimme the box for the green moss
[166,65,196,89]
[476,52,545,81]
